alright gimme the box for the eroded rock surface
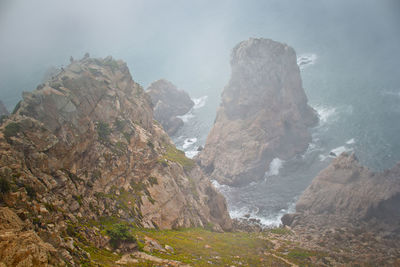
[146,79,194,136]
[283,153,400,232]
[198,38,317,186]
[0,55,231,266]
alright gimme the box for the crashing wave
[265,158,284,177]
[297,53,317,70]
[192,95,208,109]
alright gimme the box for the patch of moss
[0,176,11,194]
[3,122,21,139]
[82,244,121,267]
[269,227,293,236]
[73,195,83,206]
[161,144,195,172]
[114,118,126,132]
[148,176,158,186]
[97,121,111,143]
[44,202,57,212]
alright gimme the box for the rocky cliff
[282,153,400,233]
[146,79,194,136]
[0,56,231,266]
[198,38,318,186]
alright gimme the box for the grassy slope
[80,224,340,267]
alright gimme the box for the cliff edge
[0,56,231,266]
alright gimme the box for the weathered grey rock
[198,38,317,186]
[0,55,231,265]
[283,153,400,235]
[147,79,194,136]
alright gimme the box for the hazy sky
[0,0,399,109]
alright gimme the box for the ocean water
[172,52,400,226]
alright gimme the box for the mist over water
[1,0,400,226]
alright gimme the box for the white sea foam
[313,105,337,124]
[346,138,355,145]
[182,137,197,149]
[185,150,199,159]
[319,144,354,161]
[192,95,208,109]
[176,113,195,123]
[265,158,284,178]
[297,53,317,70]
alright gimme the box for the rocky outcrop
[0,55,231,265]
[282,153,400,235]
[146,79,194,136]
[0,101,8,117]
[198,38,318,186]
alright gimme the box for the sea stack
[147,79,194,136]
[198,38,318,186]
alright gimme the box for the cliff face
[283,153,400,234]
[0,56,231,266]
[198,38,317,186]
[146,79,194,136]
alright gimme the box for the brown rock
[285,153,400,234]
[198,38,317,186]
[0,55,231,264]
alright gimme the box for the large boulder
[283,153,400,234]
[146,79,194,136]
[198,38,317,186]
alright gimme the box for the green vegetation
[147,140,155,150]
[106,223,137,248]
[0,177,11,194]
[148,176,158,186]
[97,121,111,143]
[24,185,36,199]
[44,202,57,212]
[269,227,294,236]
[129,228,281,266]
[161,144,195,172]
[114,118,126,132]
[82,245,121,267]
[3,122,21,139]
[73,195,83,206]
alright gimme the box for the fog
[0,0,399,110]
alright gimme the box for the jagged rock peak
[146,79,194,136]
[0,55,231,265]
[198,38,318,186]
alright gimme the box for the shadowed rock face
[282,153,400,234]
[198,38,317,186]
[0,56,231,265]
[146,79,194,136]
